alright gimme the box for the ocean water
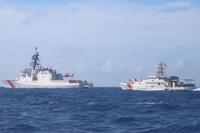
[0,87,200,133]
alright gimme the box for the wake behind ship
[120,62,196,91]
[3,47,93,89]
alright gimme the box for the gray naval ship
[120,62,196,91]
[3,47,93,89]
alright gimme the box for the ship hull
[120,83,196,91]
[3,80,90,89]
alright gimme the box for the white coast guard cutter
[120,62,196,91]
[3,47,93,89]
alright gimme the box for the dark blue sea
[0,87,200,133]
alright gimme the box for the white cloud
[158,1,193,11]
[119,62,144,73]
[0,1,200,86]
[1,2,200,47]
[99,60,112,72]
[176,59,185,68]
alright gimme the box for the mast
[156,62,167,77]
[30,47,40,69]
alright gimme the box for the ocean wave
[86,101,96,106]
[113,116,136,124]
[135,101,163,105]
[6,124,40,133]
[1,87,200,133]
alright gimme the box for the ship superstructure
[4,47,93,88]
[120,62,196,91]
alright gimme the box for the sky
[0,0,200,86]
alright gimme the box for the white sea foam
[86,101,96,106]
[193,88,200,91]
[136,101,163,105]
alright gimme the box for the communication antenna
[30,47,40,69]
[156,62,167,77]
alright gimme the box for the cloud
[99,60,112,72]
[119,62,144,73]
[176,60,185,68]
[0,1,200,86]
[1,1,200,46]
[156,1,194,12]
[162,2,192,9]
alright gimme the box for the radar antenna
[156,62,167,77]
[30,47,40,69]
